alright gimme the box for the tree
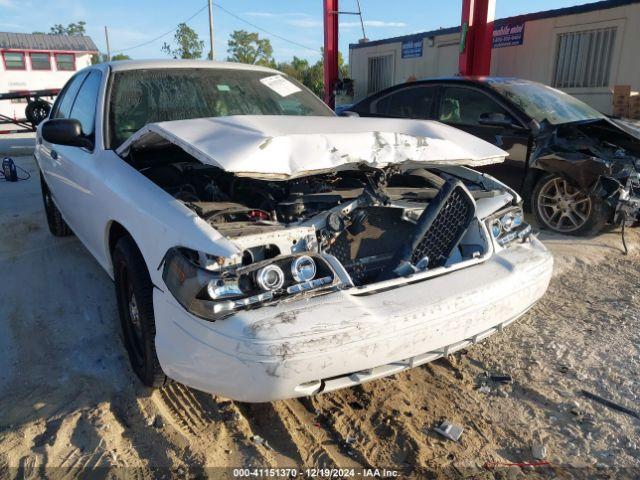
[276,50,349,98]
[227,30,274,67]
[161,23,204,59]
[49,21,86,36]
[111,54,132,61]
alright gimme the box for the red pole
[323,0,339,109]
[459,0,495,76]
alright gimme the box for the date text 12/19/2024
[232,468,400,478]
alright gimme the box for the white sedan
[35,60,552,402]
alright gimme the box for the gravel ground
[0,153,638,479]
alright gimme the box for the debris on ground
[434,420,464,442]
[531,443,547,460]
[152,415,164,429]
[251,435,272,449]
[581,390,640,420]
[490,374,513,384]
[477,385,491,394]
[345,435,357,445]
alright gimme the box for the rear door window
[372,85,438,119]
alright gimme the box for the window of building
[30,52,51,70]
[4,52,26,70]
[372,85,438,119]
[367,54,394,95]
[55,53,75,71]
[552,27,617,89]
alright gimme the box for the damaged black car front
[488,78,640,236]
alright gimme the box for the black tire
[532,173,608,236]
[40,172,73,237]
[113,236,167,388]
[25,99,51,126]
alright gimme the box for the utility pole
[208,0,215,60]
[104,26,111,61]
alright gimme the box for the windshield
[486,78,605,125]
[108,68,333,148]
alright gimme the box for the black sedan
[343,77,640,236]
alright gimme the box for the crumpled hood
[117,115,508,179]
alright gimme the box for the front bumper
[153,237,553,402]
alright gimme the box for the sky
[0,0,601,63]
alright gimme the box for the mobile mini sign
[401,39,423,58]
[493,23,525,48]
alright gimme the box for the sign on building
[401,39,423,58]
[493,23,525,48]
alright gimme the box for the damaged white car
[35,60,553,402]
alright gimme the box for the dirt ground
[1,152,639,479]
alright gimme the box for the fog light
[256,264,285,291]
[291,255,316,282]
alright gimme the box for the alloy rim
[537,176,591,233]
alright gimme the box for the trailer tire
[25,99,51,126]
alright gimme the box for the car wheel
[40,172,72,237]
[113,236,167,388]
[533,173,608,236]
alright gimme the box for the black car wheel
[40,172,73,237]
[113,236,167,388]
[533,174,607,236]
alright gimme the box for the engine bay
[129,146,520,290]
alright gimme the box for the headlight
[485,206,531,247]
[162,248,337,321]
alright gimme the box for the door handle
[51,150,58,160]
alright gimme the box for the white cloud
[340,20,407,28]
[0,0,17,8]
[286,19,322,28]
[245,11,309,18]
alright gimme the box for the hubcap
[537,177,591,233]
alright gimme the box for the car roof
[415,76,537,85]
[95,58,281,74]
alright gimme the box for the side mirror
[478,112,520,129]
[42,119,93,149]
[340,110,360,118]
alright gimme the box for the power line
[212,3,318,53]
[113,2,209,54]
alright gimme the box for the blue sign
[401,39,423,58]
[493,23,525,48]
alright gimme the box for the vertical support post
[459,0,495,76]
[208,0,215,60]
[323,0,339,109]
[104,26,111,62]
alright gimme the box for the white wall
[0,52,94,122]
[349,2,640,114]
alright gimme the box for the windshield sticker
[259,75,301,97]
[216,84,231,91]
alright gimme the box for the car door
[357,84,440,120]
[40,69,103,244]
[436,85,531,190]
[38,71,88,218]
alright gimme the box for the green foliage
[49,21,86,36]
[276,49,349,98]
[111,54,132,61]
[161,23,204,59]
[227,30,275,67]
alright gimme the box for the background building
[0,32,98,120]
[348,0,640,114]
